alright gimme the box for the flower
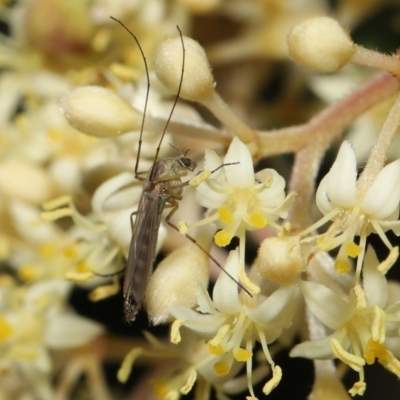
[291,247,400,396]
[169,249,297,398]
[118,329,256,400]
[187,137,295,270]
[303,140,400,280]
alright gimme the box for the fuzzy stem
[357,92,400,199]
[351,45,400,77]
[258,73,400,157]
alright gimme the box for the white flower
[169,249,297,398]
[308,141,400,279]
[192,137,295,249]
[290,247,400,396]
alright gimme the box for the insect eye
[180,157,192,167]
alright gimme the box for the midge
[110,17,197,322]
[111,18,248,323]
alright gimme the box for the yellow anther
[371,306,386,343]
[65,271,94,283]
[63,246,78,259]
[18,265,39,282]
[39,242,55,258]
[180,369,197,394]
[348,381,366,396]
[345,242,362,258]
[0,316,13,342]
[214,230,231,247]
[213,360,230,376]
[117,348,144,383]
[218,206,233,224]
[89,280,120,301]
[249,212,267,228]
[170,319,184,344]
[234,348,252,362]
[263,365,282,394]
[334,259,351,274]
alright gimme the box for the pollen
[39,242,55,258]
[218,206,233,224]
[63,246,78,259]
[0,316,13,342]
[180,370,197,394]
[214,230,231,247]
[345,241,362,258]
[171,319,184,344]
[334,259,351,273]
[76,260,91,273]
[207,343,225,355]
[234,348,252,362]
[249,212,267,228]
[47,128,63,141]
[117,348,144,383]
[213,360,230,376]
[18,264,39,282]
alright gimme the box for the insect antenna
[148,26,186,180]
[109,16,150,176]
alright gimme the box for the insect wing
[123,188,163,322]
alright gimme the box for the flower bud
[287,17,355,72]
[256,236,305,285]
[145,240,209,325]
[60,86,141,137]
[153,36,214,102]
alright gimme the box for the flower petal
[290,335,336,359]
[300,280,353,330]
[212,249,242,314]
[247,284,296,325]
[316,141,357,213]
[45,313,104,348]
[361,159,400,219]
[224,137,254,188]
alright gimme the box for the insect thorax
[151,156,196,182]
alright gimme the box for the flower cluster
[2,1,400,400]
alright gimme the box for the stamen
[330,338,365,371]
[180,369,197,394]
[170,320,184,344]
[117,348,144,383]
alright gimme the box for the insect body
[110,17,193,322]
[124,155,196,322]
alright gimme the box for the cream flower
[170,249,297,398]
[291,247,400,396]
[189,137,294,273]
[0,278,105,400]
[305,140,400,280]
[118,329,264,400]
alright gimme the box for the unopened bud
[256,236,305,285]
[153,36,214,102]
[145,240,209,325]
[287,17,354,72]
[60,86,141,137]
